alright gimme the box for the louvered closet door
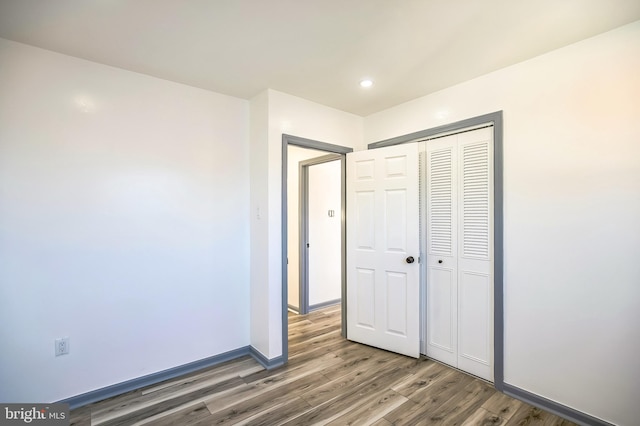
[426,135,459,367]
[426,127,494,382]
[457,127,493,381]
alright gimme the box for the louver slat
[462,142,489,259]
[428,149,453,255]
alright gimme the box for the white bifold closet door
[426,127,494,382]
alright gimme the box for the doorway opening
[297,153,342,314]
[281,134,353,362]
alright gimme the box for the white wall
[308,160,342,307]
[249,89,363,358]
[249,90,270,357]
[0,39,250,403]
[363,21,640,426]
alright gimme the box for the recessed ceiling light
[359,79,373,88]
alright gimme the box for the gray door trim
[299,154,342,315]
[282,134,352,363]
[368,111,502,150]
[367,111,504,391]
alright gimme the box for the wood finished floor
[70,305,577,425]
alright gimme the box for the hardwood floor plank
[288,321,341,344]
[505,405,577,426]
[91,357,262,424]
[427,377,495,425]
[287,313,309,324]
[326,389,408,426]
[204,372,325,425]
[287,328,342,355]
[231,396,312,426]
[204,354,340,416]
[327,341,403,365]
[307,308,340,320]
[140,356,260,396]
[554,419,579,426]
[461,407,505,426]
[319,346,404,382]
[390,358,449,399]
[282,366,416,425]
[69,406,91,426]
[482,391,525,421]
[300,357,417,408]
[240,352,340,384]
[371,418,394,426]
[93,376,246,426]
[398,366,460,406]
[314,303,341,314]
[381,397,423,425]
[188,381,257,420]
[145,402,212,426]
[293,313,342,332]
[133,401,211,426]
[384,370,475,425]
[288,337,352,363]
[504,405,549,425]
[82,389,142,420]
[287,319,314,330]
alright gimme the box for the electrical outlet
[55,337,69,356]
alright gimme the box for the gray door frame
[298,154,342,315]
[281,134,353,362]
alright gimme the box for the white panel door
[426,127,494,382]
[346,143,420,358]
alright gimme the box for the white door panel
[347,143,420,358]
[457,128,493,381]
[355,268,375,329]
[458,271,492,379]
[426,265,457,366]
[386,271,409,336]
[426,135,458,365]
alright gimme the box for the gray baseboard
[287,304,300,313]
[503,384,613,426]
[58,345,284,409]
[249,347,284,370]
[309,298,341,311]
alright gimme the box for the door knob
[438,259,443,264]
[406,256,415,264]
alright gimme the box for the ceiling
[1,1,639,116]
